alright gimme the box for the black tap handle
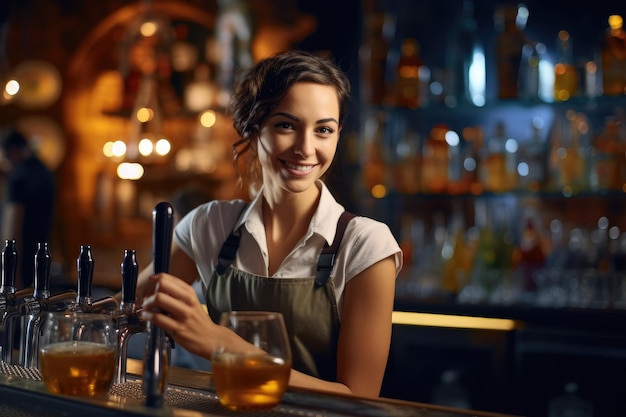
[121,249,138,305]
[1,239,17,293]
[77,245,94,300]
[143,202,175,407]
[153,202,174,274]
[33,242,51,300]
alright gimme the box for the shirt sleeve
[340,216,403,282]
[173,199,248,283]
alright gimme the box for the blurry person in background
[0,128,56,289]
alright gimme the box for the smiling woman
[129,50,403,399]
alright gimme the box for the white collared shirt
[174,181,402,317]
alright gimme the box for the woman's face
[256,82,341,195]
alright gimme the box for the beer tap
[114,248,145,384]
[74,245,118,314]
[0,239,31,364]
[19,242,76,369]
[143,202,174,407]
[75,245,94,311]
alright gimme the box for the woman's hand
[140,273,217,359]
[114,243,198,308]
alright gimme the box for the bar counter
[0,358,521,417]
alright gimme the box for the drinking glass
[212,311,292,410]
[39,311,116,397]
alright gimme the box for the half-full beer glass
[39,311,116,397]
[212,311,292,410]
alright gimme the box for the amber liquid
[212,352,291,410]
[40,341,115,397]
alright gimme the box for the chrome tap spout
[114,311,146,384]
[19,290,77,369]
[114,248,144,384]
[0,287,33,364]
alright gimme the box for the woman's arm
[142,254,397,399]
[286,255,397,398]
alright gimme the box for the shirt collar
[244,180,345,246]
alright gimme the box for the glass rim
[46,311,114,321]
[220,311,284,319]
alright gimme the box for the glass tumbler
[39,311,116,397]
[212,311,292,410]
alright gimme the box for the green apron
[205,209,355,381]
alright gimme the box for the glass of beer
[212,311,292,410]
[39,311,116,397]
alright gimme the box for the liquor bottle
[441,205,472,295]
[518,42,542,102]
[460,126,483,194]
[446,129,467,195]
[503,127,519,190]
[444,0,484,107]
[600,15,626,96]
[553,30,579,102]
[590,116,620,192]
[517,117,547,192]
[478,121,508,192]
[494,3,532,100]
[549,110,590,195]
[512,213,547,292]
[393,126,421,194]
[360,9,394,106]
[421,124,449,194]
[362,111,389,197]
[394,38,424,109]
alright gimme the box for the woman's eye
[276,122,293,129]
[318,126,334,134]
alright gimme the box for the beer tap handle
[143,201,174,407]
[153,202,174,274]
[77,245,94,310]
[121,249,138,313]
[1,239,17,295]
[33,242,51,300]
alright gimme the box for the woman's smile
[282,160,318,175]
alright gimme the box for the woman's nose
[293,131,315,157]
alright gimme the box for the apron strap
[216,204,249,275]
[315,211,356,287]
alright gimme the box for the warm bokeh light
[371,184,388,198]
[609,15,623,31]
[140,21,158,37]
[136,107,154,122]
[392,312,518,331]
[200,110,217,128]
[117,162,144,180]
[102,141,114,157]
[155,138,171,155]
[111,140,127,157]
[138,138,154,156]
[5,79,20,96]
